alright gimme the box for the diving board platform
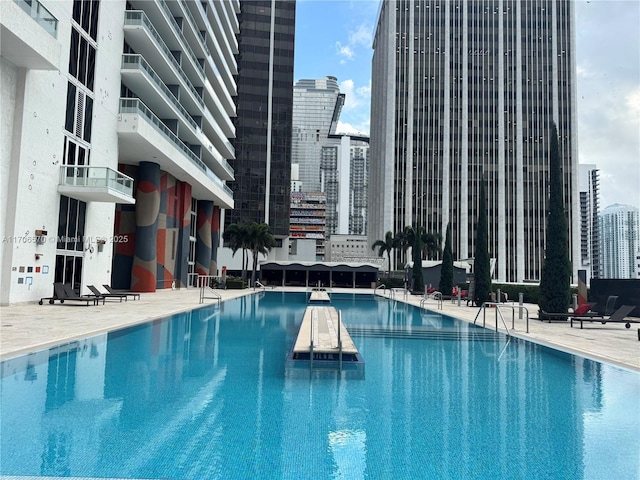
[308,290,331,303]
[286,306,364,378]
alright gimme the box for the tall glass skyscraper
[292,77,370,237]
[227,0,296,238]
[599,204,640,279]
[369,0,579,283]
[292,77,344,192]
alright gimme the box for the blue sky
[293,0,640,210]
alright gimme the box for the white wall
[0,0,126,303]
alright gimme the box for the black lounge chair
[53,283,103,306]
[39,285,60,305]
[571,304,637,329]
[103,284,140,300]
[87,285,127,302]
[539,295,619,322]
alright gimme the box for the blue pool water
[1,292,638,479]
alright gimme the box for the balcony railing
[14,0,58,38]
[121,54,199,131]
[119,98,233,197]
[157,0,205,78]
[58,166,135,203]
[124,11,205,110]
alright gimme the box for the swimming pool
[1,292,638,479]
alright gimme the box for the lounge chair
[39,285,60,305]
[54,283,104,306]
[103,284,140,300]
[571,304,637,329]
[539,295,618,322]
[87,285,127,302]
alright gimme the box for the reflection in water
[0,292,638,479]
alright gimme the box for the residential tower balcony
[120,54,234,178]
[57,166,136,204]
[1,0,60,69]
[117,98,233,209]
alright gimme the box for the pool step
[347,325,505,342]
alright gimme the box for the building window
[56,196,86,251]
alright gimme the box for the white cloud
[339,78,371,112]
[575,1,640,210]
[349,23,373,48]
[335,121,368,136]
[337,79,371,135]
[335,41,354,63]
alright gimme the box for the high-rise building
[292,77,369,236]
[369,0,579,283]
[599,204,640,279]
[292,77,344,191]
[225,0,295,239]
[578,164,600,280]
[1,0,238,304]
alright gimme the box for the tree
[539,122,571,313]
[439,222,454,295]
[246,222,276,286]
[474,177,492,306]
[421,231,442,260]
[223,222,250,278]
[371,231,395,276]
[403,225,426,293]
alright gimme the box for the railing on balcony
[119,98,233,197]
[124,11,205,110]
[59,166,135,199]
[14,0,58,38]
[122,54,200,131]
[157,0,205,78]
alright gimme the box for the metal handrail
[338,309,343,371]
[254,281,266,291]
[420,291,442,310]
[473,302,513,335]
[310,307,316,370]
[197,274,221,304]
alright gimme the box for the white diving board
[308,290,331,303]
[292,306,359,357]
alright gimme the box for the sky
[293,0,640,211]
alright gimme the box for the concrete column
[131,162,160,292]
[210,205,220,276]
[195,200,213,277]
[174,182,191,288]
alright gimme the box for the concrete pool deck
[1,287,638,371]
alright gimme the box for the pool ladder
[196,275,221,305]
[374,285,396,300]
[420,291,443,310]
[473,302,530,334]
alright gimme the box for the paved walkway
[1,287,638,371]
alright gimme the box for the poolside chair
[103,284,140,300]
[87,285,127,302]
[55,283,104,306]
[39,284,60,305]
[539,299,608,322]
[571,304,637,329]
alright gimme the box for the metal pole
[518,292,523,319]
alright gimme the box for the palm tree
[371,231,395,276]
[246,222,276,286]
[223,222,250,278]
[421,231,442,260]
